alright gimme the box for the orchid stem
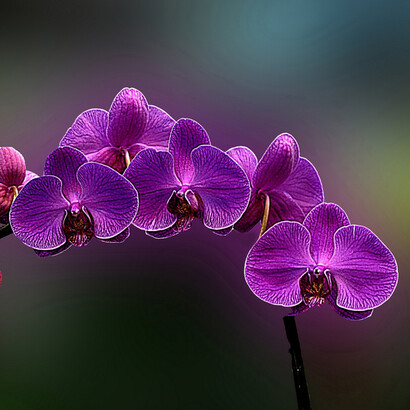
[283,316,311,410]
[0,223,13,239]
[258,194,270,238]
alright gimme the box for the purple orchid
[60,88,175,174]
[10,146,139,256]
[227,134,323,234]
[124,118,251,238]
[245,203,398,320]
[0,147,37,223]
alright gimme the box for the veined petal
[329,225,398,311]
[267,191,305,229]
[253,133,299,192]
[123,149,179,231]
[87,146,126,174]
[191,145,250,230]
[34,242,72,258]
[0,183,13,217]
[169,118,210,184]
[234,190,264,233]
[60,109,109,154]
[245,221,314,307]
[100,227,130,243]
[227,146,258,182]
[0,147,26,186]
[138,105,175,148]
[21,171,38,186]
[78,162,138,239]
[277,157,324,214]
[303,203,350,265]
[146,223,181,239]
[9,176,69,250]
[327,283,373,320]
[107,88,149,148]
[44,147,87,202]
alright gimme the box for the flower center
[300,266,332,307]
[167,189,204,232]
[63,203,94,247]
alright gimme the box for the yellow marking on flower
[124,149,131,168]
[259,194,270,238]
[11,186,18,200]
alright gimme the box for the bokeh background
[1,1,409,409]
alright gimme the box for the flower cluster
[0,87,398,320]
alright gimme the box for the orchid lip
[63,205,94,247]
[300,265,332,307]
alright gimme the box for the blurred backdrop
[0,1,409,409]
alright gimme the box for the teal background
[0,1,409,408]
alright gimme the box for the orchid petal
[0,183,13,217]
[138,105,175,149]
[60,109,109,154]
[234,191,264,233]
[253,133,299,192]
[169,118,210,184]
[245,221,314,307]
[267,191,305,229]
[78,163,139,239]
[327,282,373,320]
[0,147,26,187]
[329,225,398,311]
[124,149,179,231]
[44,147,87,202]
[191,145,250,230]
[100,227,130,243]
[34,242,72,258]
[303,203,350,265]
[9,176,69,250]
[87,146,126,174]
[146,223,181,239]
[227,146,258,182]
[277,157,324,214]
[21,171,38,186]
[107,88,149,148]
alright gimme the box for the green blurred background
[0,1,409,409]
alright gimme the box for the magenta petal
[34,242,72,257]
[212,226,233,236]
[0,147,26,186]
[107,88,149,148]
[327,283,373,320]
[191,145,250,229]
[60,109,109,154]
[234,191,264,232]
[277,157,324,214]
[329,225,398,311]
[227,146,258,182]
[21,171,38,186]
[267,191,305,228]
[245,222,314,307]
[303,203,350,265]
[138,105,175,149]
[253,133,299,192]
[87,146,126,173]
[44,147,87,202]
[0,183,13,217]
[100,228,130,243]
[9,176,69,250]
[169,118,211,184]
[78,163,139,239]
[124,149,179,231]
[146,224,181,239]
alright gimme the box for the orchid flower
[124,118,251,238]
[0,147,37,223]
[227,134,323,235]
[60,88,175,173]
[10,147,138,256]
[245,203,398,320]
